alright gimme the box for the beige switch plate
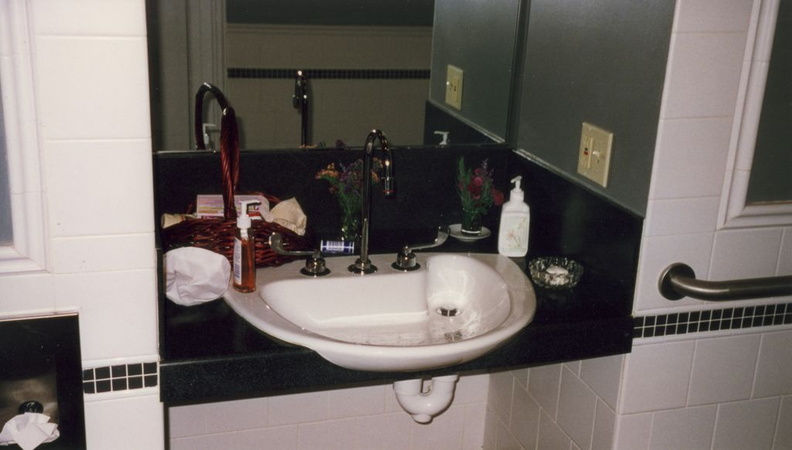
[577,122,614,187]
[445,65,463,110]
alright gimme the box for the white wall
[0,1,163,448]
[485,0,792,448]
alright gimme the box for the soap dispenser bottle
[233,199,259,293]
[498,176,530,257]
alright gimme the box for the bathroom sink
[223,253,536,372]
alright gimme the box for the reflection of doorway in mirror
[226,24,432,149]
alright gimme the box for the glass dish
[528,257,583,290]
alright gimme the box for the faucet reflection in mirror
[351,129,395,274]
[292,70,310,147]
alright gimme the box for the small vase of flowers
[456,157,504,235]
[316,158,383,242]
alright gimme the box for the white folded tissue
[165,247,231,306]
[0,413,59,450]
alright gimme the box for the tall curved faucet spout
[349,129,395,274]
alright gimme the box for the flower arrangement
[316,158,383,240]
[456,157,504,234]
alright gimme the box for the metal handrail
[659,263,792,301]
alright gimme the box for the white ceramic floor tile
[712,397,779,449]
[649,405,717,450]
[754,330,792,398]
[688,334,761,405]
[620,341,695,414]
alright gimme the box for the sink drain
[436,306,461,317]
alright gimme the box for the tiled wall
[486,0,792,448]
[0,1,163,448]
[168,374,489,450]
[225,24,432,148]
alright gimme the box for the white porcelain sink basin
[224,252,536,372]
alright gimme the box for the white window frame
[0,1,47,273]
[720,0,792,229]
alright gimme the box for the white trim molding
[720,0,792,229]
[0,1,48,273]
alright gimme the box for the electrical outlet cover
[577,122,613,187]
[445,65,463,110]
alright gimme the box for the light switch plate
[445,65,463,110]
[577,122,614,187]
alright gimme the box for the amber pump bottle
[233,200,259,293]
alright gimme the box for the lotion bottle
[233,199,259,293]
[498,176,530,257]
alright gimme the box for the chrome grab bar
[659,263,792,301]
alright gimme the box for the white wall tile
[645,198,721,237]
[649,405,716,450]
[673,0,754,33]
[410,405,466,449]
[462,404,488,450]
[712,397,779,450]
[30,0,147,36]
[267,390,328,426]
[49,233,156,273]
[0,273,55,315]
[649,117,732,200]
[754,330,792,398]
[591,399,616,450]
[557,366,597,448]
[511,381,540,449]
[688,334,761,405]
[634,233,714,312]
[204,397,268,434]
[55,269,158,360]
[355,412,413,450]
[172,426,298,450]
[777,228,792,275]
[774,396,792,449]
[529,364,562,418]
[710,227,784,280]
[581,354,624,410]
[482,407,499,450]
[455,373,490,404]
[620,341,695,414]
[298,418,357,450]
[168,404,206,438]
[84,393,164,449]
[613,413,651,450]
[33,37,151,141]
[488,370,514,423]
[44,140,154,237]
[327,384,385,419]
[661,32,746,119]
[538,410,572,450]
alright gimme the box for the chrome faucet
[349,129,395,274]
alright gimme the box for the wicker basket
[160,83,311,267]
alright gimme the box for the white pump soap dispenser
[498,176,530,257]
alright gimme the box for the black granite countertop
[159,245,633,405]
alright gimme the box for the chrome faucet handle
[269,233,330,276]
[391,226,450,271]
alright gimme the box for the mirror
[147,0,519,152]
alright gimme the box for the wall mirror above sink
[146,0,522,151]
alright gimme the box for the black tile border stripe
[83,362,158,395]
[634,302,792,339]
[228,67,431,80]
